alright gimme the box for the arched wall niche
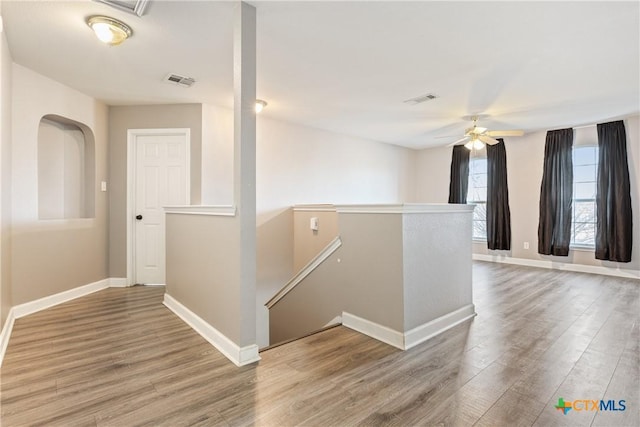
[38,114,96,219]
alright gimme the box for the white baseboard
[324,315,342,328]
[12,279,110,319]
[163,293,260,367]
[342,312,405,350]
[404,304,476,350]
[1,277,128,367]
[109,277,129,287]
[0,308,16,367]
[473,254,640,280]
[343,305,476,351]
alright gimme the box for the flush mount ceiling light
[255,99,268,113]
[87,16,132,45]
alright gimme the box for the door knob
[136,215,143,220]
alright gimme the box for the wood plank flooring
[1,262,638,426]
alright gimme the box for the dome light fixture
[465,138,484,150]
[255,99,268,113]
[87,16,132,46]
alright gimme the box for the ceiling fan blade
[479,135,500,145]
[446,136,470,147]
[486,130,524,137]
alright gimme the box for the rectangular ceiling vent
[164,73,196,88]
[92,0,149,17]
[403,93,439,105]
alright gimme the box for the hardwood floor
[1,262,638,426]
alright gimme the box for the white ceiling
[2,1,639,149]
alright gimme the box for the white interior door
[133,131,189,285]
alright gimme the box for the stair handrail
[265,236,342,309]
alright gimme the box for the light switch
[101,181,107,192]
[310,217,319,231]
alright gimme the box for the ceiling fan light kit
[447,115,524,150]
[465,138,484,150]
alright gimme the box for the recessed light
[86,16,132,46]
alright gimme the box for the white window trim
[570,244,595,252]
[468,154,487,241]
[570,145,598,249]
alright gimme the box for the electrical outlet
[523,242,530,250]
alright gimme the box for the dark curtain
[448,145,470,204]
[486,139,511,250]
[538,128,574,256]
[596,120,633,262]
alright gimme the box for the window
[38,115,95,220]
[571,145,598,247]
[467,154,487,240]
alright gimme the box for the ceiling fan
[447,116,524,150]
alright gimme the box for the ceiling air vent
[164,73,196,88]
[93,0,150,17]
[403,93,439,105]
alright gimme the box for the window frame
[570,144,598,249]
[467,151,488,242]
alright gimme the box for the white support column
[233,1,257,348]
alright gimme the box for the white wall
[415,144,451,203]
[10,64,109,304]
[254,117,417,224]
[201,104,234,206]
[202,104,417,294]
[202,104,417,220]
[415,114,640,274]
[0,9,13,327]
[201,103,417,347]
